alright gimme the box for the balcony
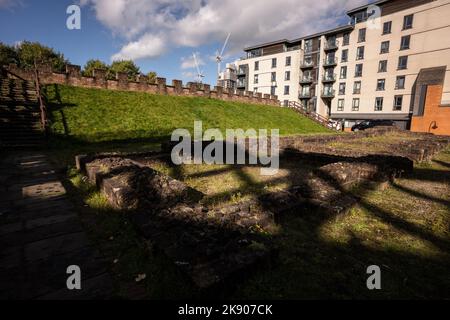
[299,91,312,99]
[321,89,335,98]
[324,40,339,51]
[236,81,246,88]
[300,60,315,69]
[323,57,338,67]
[299,76,314,84]
[322,73,336,83]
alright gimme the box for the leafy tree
[16,41,67,72]
[0,42,18,66]
[82,59,109,77]
[108,60,140,80]
[147,71,157,84]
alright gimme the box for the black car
[351,120,395,132]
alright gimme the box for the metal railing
[324,39,339,51]
[33,62,49,133]
[322,73,337,82]
[323,57,338,67]
[321,89,336,98]
[288,101,332,128]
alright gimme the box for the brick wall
[2,63,280,107]
[411,85,450,136]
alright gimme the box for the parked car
[351,120,395,132]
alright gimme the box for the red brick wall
[411,85,450,136]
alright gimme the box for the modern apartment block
[231,0,450,133]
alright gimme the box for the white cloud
[111,34,166,61]
[82,0,369,61]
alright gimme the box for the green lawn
[44,84,331,146]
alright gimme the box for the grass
[44,84,331,145]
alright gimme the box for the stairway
[0,77,45,148]
[288,101,339,130]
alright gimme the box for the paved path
[0,153,113,299]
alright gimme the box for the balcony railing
[324,39,339,51]
[236,81,246,88]
[299,91,312,99]
[300,76,314,84]
[237,70,246,76]
[323,57,338,67]
[322,73,336,82]
[300,60,315,69]
[321,89,336,98]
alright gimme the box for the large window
[375,97,384,111]
[394,95,403,111]
[396,76,406,89]
[403,14,414,30]
[383,21,392,35]
[272,58,277,68]
[356,46,365,60]
[400,35,411,50]
[377,79,386,91]
[358,28,366,42]
[284,85,290,95]
[343,33,350,46]
[380,41,390,54]
[286,56,291,66]
[341,49,348,62]
[355,64,363,77]
[339,83,346,95]
[352,98,360,111]
[285,71,291,81]
[379,60,388,72]
[338,99,345,111]
[340,66,347,79]
[398,56,408,70]
[353,81,361,94]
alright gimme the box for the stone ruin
[74,128,450,288]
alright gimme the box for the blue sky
[0,0,365,85]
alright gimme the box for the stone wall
[2,63,280,107]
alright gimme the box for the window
[355,64,363,77]
[304,39,313,53]
[339,83,346,95]
[270,86,276,95]
[254,87,258,93]
[396,76,406,89]
[398,56,408,70]
[271,72,276,82]
[254,74,259,84]
[352,98,360,111]
[286,56,291,66]
[272,58,277,68]
[343,33,350,46]
[284,85,290,95]
[394,95,403,111]
[400,35,411,50]
[341,49,348,62]
[403,14,414,30]
[340,66,347,79]
[285,71,290,81]
[383,21,392,35]
[377,79,386,91]
[358,28,366,42]
[378,60,387,72]
[375,97,384,111]
[338,99,344,111]
[353,81,361,94]
[356,46,365,60]
[380,41,390,54]
[283,100,289,107]
[254,61,259,71]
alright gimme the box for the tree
[0,42,18,66]
[108,60,140,80]
[16,41,67,72]
[147,71,157,84]
[82,59,109,77]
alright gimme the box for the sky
[0,0,369,85]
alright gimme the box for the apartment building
[232,0,450,133]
